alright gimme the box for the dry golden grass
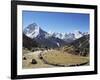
[22,49,89,69]
[42,50,89,66]
[22,51,54,69]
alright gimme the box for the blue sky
[22,11,89,33]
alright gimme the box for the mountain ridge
[24,23,89,42]
[23,23,89,49]
[24,23,67,48]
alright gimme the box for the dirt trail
[22,50,54,69]
[22,50,89,69]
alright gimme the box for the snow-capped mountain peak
[24,23,89,44]
[50,32,64,39]
[24,23,49,39]
[74,31,83,39]
[24,23,41,38]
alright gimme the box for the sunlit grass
[42,50,89,66]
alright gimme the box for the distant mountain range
[49,31,88,43]
[69,34,89,56]
[23,23,89,49]
[23,23,67,48]
[49,31,88,39]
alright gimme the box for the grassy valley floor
[22,49,89,69]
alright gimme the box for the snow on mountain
[50,31,88,42]
[74,31,83,39]
[24,23,50,39]
[64,33,75,40]
[23,23,67,48]
[74,31,89,39]
[24,23,39,38]
[24,23,89,46]
[50,32,64,39]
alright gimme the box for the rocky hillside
[64,35,89,56]
[23,33,39,50]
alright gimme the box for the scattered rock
[23,57,27,60]
[39,54,43,59]
[31,59,37,64]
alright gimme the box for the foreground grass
[22,49,89,69]
[22,50,54,69]
[42,50,89,66]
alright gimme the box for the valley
[22,47,89,69]
[22,23,89,69]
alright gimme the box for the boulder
[31,59,37,64]
[23,57,27,60]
